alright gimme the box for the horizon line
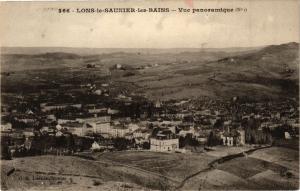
[1,41,299,50]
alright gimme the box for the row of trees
[207,131,223,146]
[245,127,273,144]
[1,134,95,159]
[1,133,152,159]
[179,134,201,147]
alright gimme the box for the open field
[1,170,145,191]
[95,151,217,180]
[250,146,299,173]
[1,155,177,190]
[181,146,299,190]
[1,146,299,190]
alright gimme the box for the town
[1,72,299,159]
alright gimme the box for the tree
[213,119,224,129]
[113,138,129,150]
[179,136,186,148]
[207,131,220,147]
[272,126,285,139]
[142,142,150,149]
[65,134,75,153]
[1,145,12,160]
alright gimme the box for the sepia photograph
[0,0,299,190]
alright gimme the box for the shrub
[93,180,102,186]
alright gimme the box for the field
[1,155,177,190]
[95,151,217,180]
[181,146,299,190]
[1,146,299,190]
[1,42,299,100]
[0,151,217,190]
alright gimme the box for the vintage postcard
[0,0,299,190]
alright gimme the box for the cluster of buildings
[1,80,299,156]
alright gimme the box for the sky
[0,0,299,48]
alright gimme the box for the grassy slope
[97,151,217,180]
[1,146,298,190]
[1,155,176,190]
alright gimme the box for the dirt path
[15,168,104,179]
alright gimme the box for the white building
[93,122,111,134]
[57,119,76,124]
[41,103,82,112]
[108,108,119,114]
[133,129,151,140]
[76,116,111,135]
[88,107,107,114]
[150,138,179,152]
[92,123,130,138]
[1,123,12,132]
[111,127,130,138]
[76,116,111,124]
[91,141,101,151]
[61,122,91,136]
[23,131,34,138]
[221,129,245,146]
[116,64,122,69]
[178,128,195,137]
[285,131,291,139]
[128,123,140,132]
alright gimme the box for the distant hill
[125,42,299,100]
[183,42,299,99]
[1,42,298,101]
[215,42,299,80]
[3,52,81,59]
[1,46,262,55]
